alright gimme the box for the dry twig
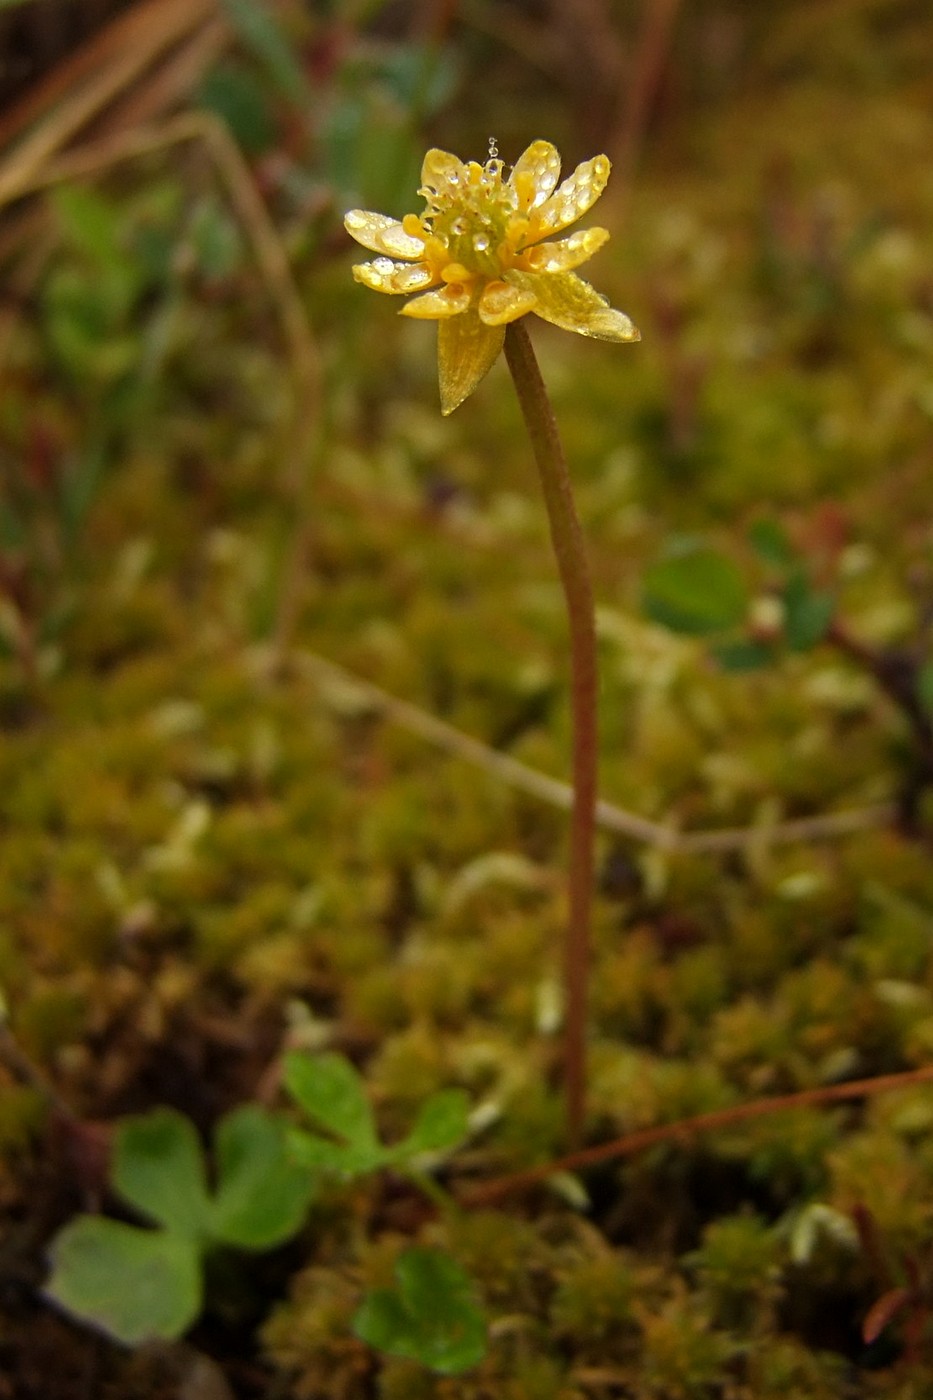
[294,649,894,855]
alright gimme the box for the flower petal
[478,280,538,326]
[421,148,466,192]
[352,259,437,294]
[535,155,611,236]
[400,285,472,320]
[437,312,505,415]
[344,210,425,259]
[506,270,640,342]
[509,141,561,209]
[523,227,609,272]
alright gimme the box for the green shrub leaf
[643,545,748,636]
[713,639,775,672]
[353,1248,486,1375]
[782,572,834,650]
[748,517,795,569]
[46,1217,201,1345]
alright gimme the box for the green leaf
[199,61,277,155]
[46,1217,201,1345]
[396,1089,470,1160]
[113,1109,211,1239]
[209,1105,315,1249]
[377,43,462,116]
[283,1052,383,1167]
[284,1124,364,1173]
[713,639,775,672]
[643,545,748,636]
[782,572,834,651]
[219,0,309,103]
[353,1248,486,1375]
[51,186,120,265]
[748,517,795,569]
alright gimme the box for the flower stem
[504,319,598,1148]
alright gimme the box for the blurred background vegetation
[4,2,933,1397]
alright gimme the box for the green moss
[636,1286,737,1399]
[686,1212,782,1330]
[549,1253,638,1351]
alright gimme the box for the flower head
[345,140,640,414]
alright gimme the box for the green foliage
[46,1105,315,1344]
[352,1247,486,1375]
[642,541,749,636]
[45,1061,480,1370]
[283,1051,470,1176]
[199,62,278,154]
[219,0,310,104]
[781,571,834,651]
[47,1218,201,1346]
[642,513,838,680]
[321,43,462,214]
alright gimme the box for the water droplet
[474,233,490,252]
[451,217,467,235]
[488,136,499,160]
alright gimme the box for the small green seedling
[282,1053,486,1375]
[354,1246,486,1375]
[282,1050,471,1176]
[45,1054,484,1374]
[46,1103,314,1345]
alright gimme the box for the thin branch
[461,1062,933,1206]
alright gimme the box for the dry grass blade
[294,650,893,854]
[0,0,218,205]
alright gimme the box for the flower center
[418,159,520,280]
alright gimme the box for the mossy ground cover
[4,5,933,1396]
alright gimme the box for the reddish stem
[461,1062,933,1206]
[504,319,598,1148]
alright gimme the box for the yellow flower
[344,140,640,415]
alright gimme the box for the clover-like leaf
[208,1104,316,1249]
[394,1089,470,1161]
[353,1247,486,1375]
[46,1216,201,1345]
[283,1052,387,1174]
[113,1108,211,1239]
